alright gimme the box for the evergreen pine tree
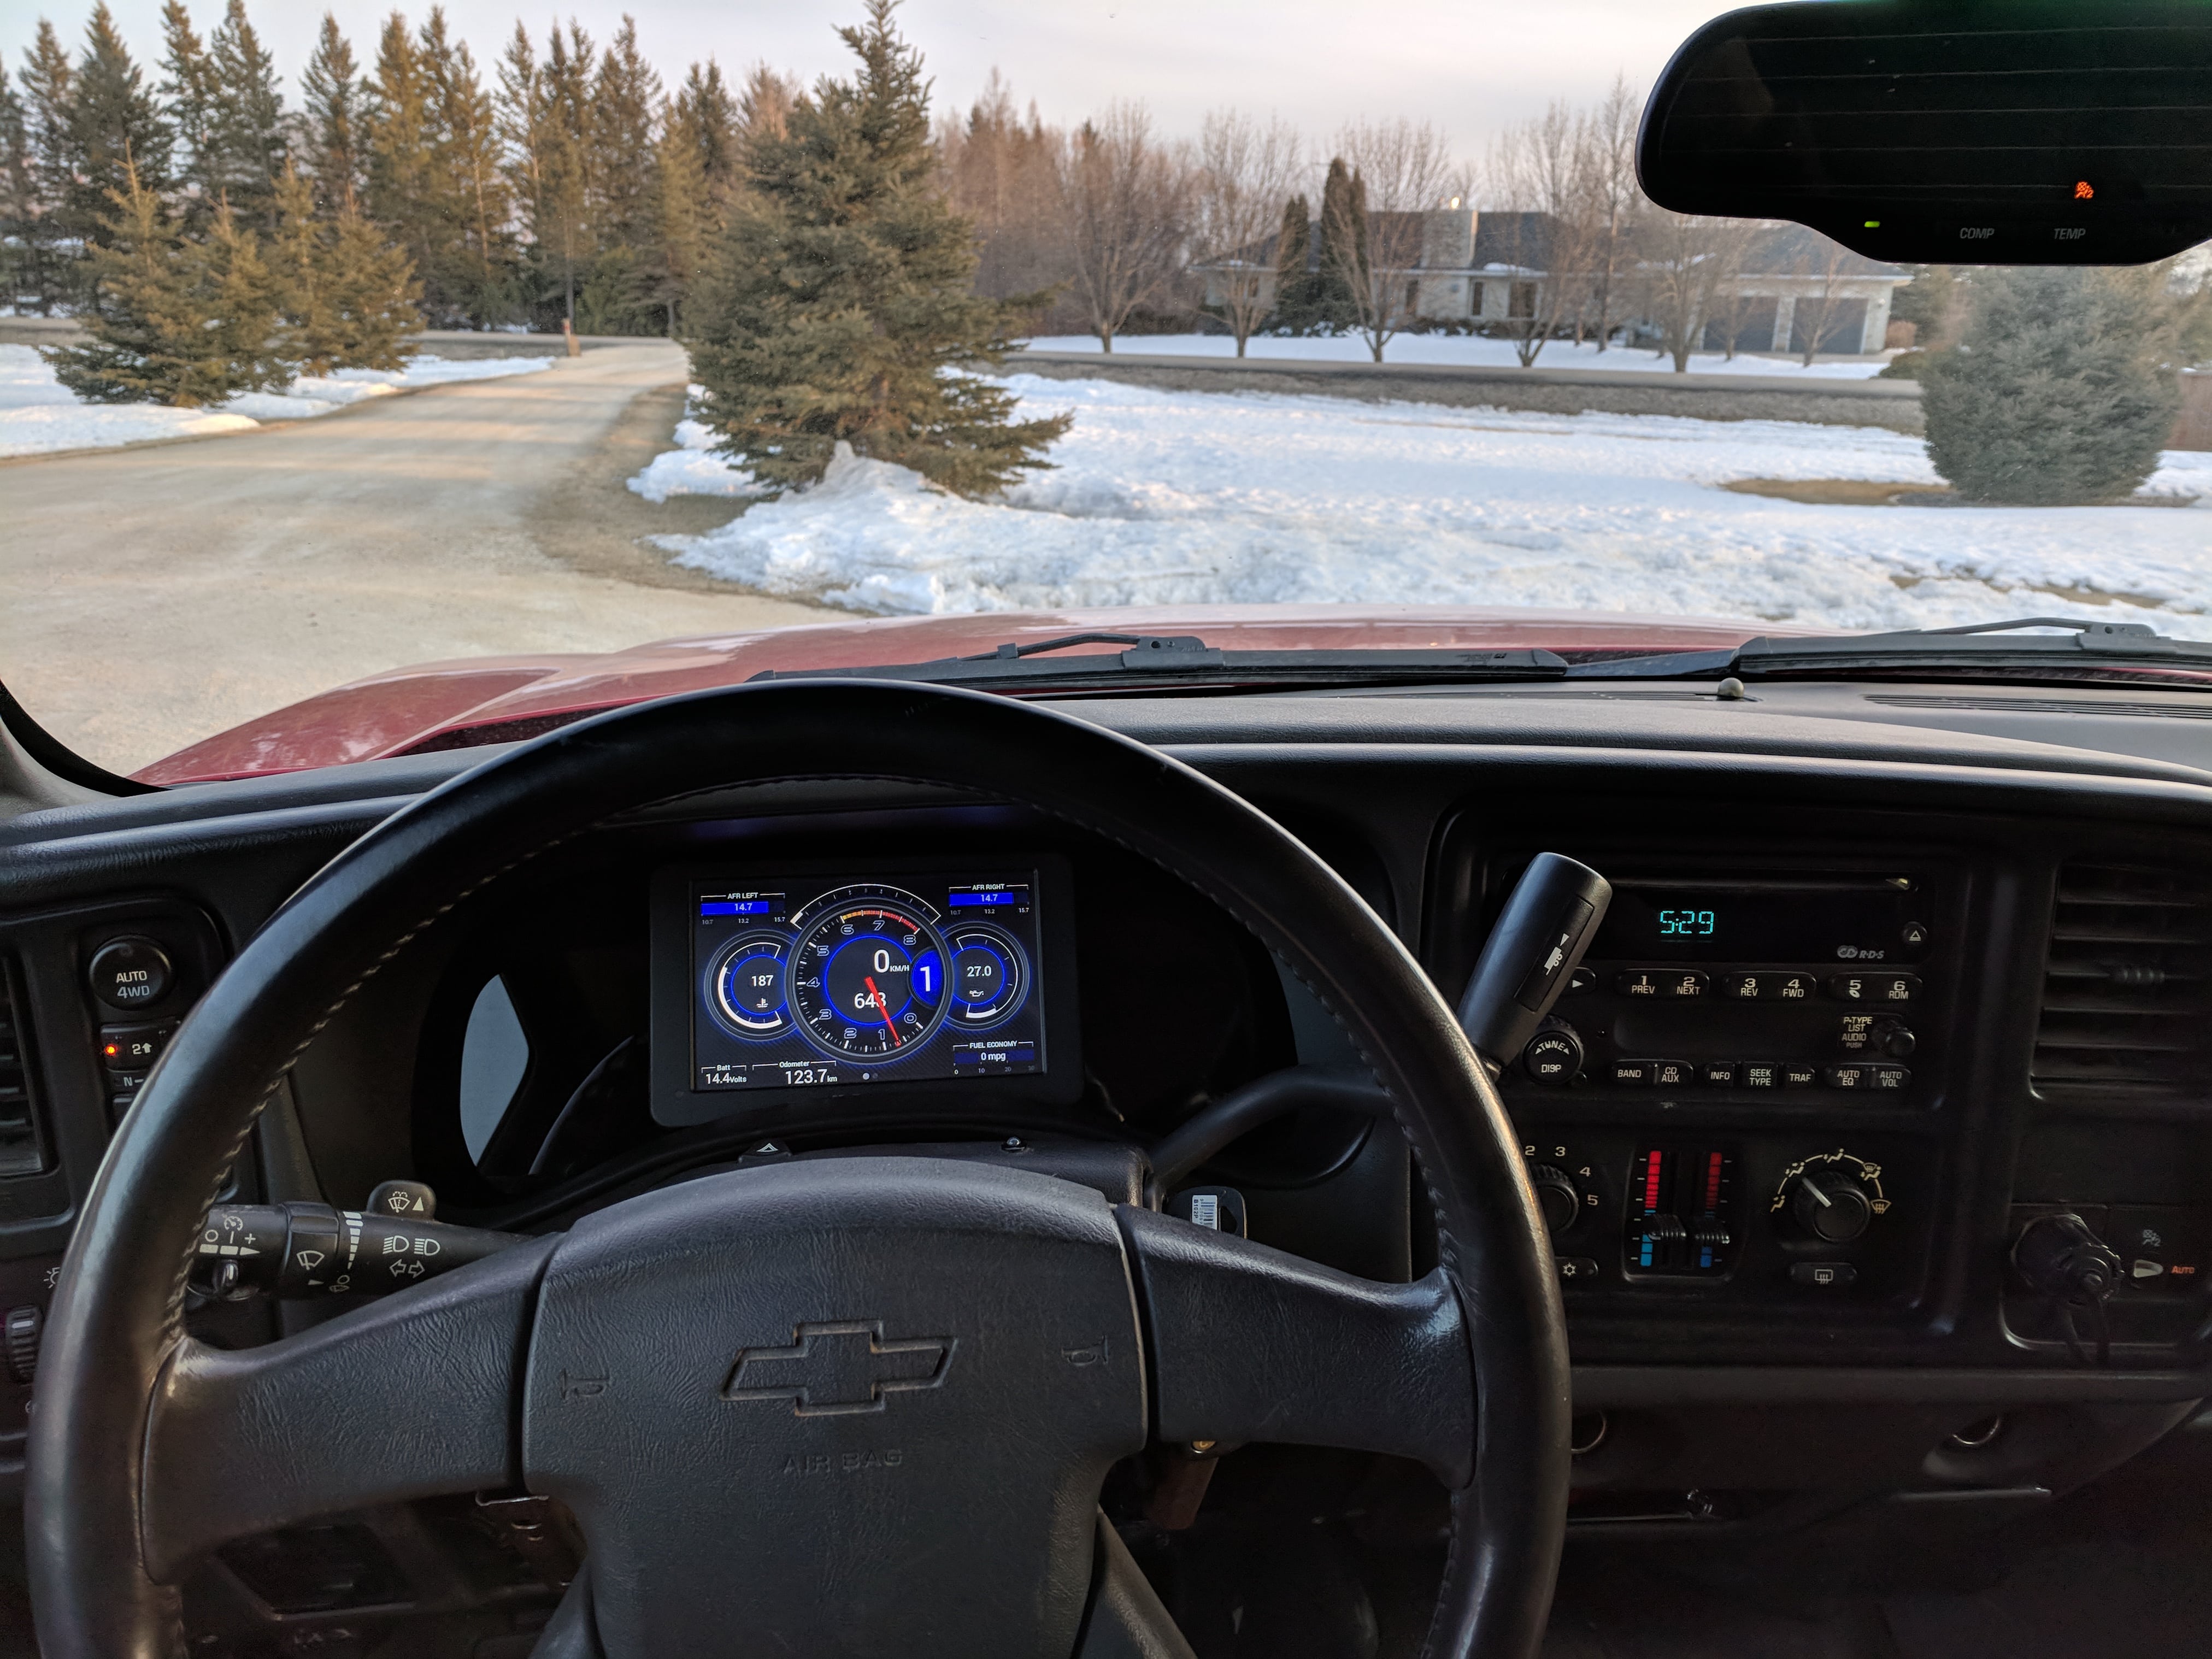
[1316,157,1365,331]
[1922,266,2182,504]
[62,5,172,249]
[270,160,421,373]
[689,0,1070,496]
[676,60,742,213]
[525,23,597,324]
[0,55,40,310]
[363,15,439,307]
[591,19,659,252]
[208,0,285,229]
[421,9,514,325]
[1269,193,1318,334]
[158,1,220,223]
[14,22,77,311]
[630,96,707,335]
[299,13,362,213]
[45,161,287,405]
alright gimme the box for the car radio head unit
[649,856,1080,1127]
[1596,878,1931,966]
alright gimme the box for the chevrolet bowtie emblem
[722,1320,956,1416]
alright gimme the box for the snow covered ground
[1019,332,1894,379]
[0,344,550,457]
[644,372,2212,635]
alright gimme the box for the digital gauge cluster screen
[650,860,1073,1125]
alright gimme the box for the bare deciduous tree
[1485,101,1595,367]
[1323,117,1452,362]
[1634,208,1758,372]
[1056,101,1190,352]
[1192,108,1302,356]
[1788,234,1857,363]
[939,70,1070,323]
[1577,74,1642,351]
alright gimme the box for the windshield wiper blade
[1568,618,2212,681]
[749,632,1569,691]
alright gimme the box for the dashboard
[5,676,2212,1626]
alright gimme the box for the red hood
[135,605,1798,785]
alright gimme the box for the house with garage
[1196,209,1911,357]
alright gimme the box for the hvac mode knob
[1791,1171,1873,1244]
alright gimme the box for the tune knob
[1521,1023,1584,1085]
[1529,1165,1581,1235]
[1791,1171,1873,1244]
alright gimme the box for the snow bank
[652,372,2212,636]
[0,344,549,456]
[1019,332,1895,379]
[626,411,766,503]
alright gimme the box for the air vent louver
[2033,862,2212,1096]
[0,963,48,1175]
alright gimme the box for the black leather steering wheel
[26,681,1569,1658]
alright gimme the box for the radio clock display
[1657,909,1716,937]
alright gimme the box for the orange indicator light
[2074,180,2095,200]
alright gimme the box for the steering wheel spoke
[1117,1204,1476,1489]
[140,1236,554,1582]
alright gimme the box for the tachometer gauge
[704,931,795,1039]
[787,885,954,1062]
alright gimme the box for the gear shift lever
[1456,854,1611,1072]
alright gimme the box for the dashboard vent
[0,962,47,1175]
[2034,862,2212,1096]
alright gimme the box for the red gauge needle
[864,976,902,1046]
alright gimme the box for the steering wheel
[26,681,1569,1658]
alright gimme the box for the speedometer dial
[787,885,954,1062]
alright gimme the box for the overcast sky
[3,1,1741,161]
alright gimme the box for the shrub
[1922,266,2180,504]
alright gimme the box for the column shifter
[1456,853,1612,1072]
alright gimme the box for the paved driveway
[0,343,825,775]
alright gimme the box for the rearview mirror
[1638,0,2212,265]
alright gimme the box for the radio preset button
[1828,972,1920,1004]
[1664,972,1709,999]
[1727,972,1815,1001]
[1616,972,1659,997]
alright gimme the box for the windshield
[2,0,2208,783]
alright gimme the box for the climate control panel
[1517,1133,1930,1307]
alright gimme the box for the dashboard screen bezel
[648,855,1083,1128]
